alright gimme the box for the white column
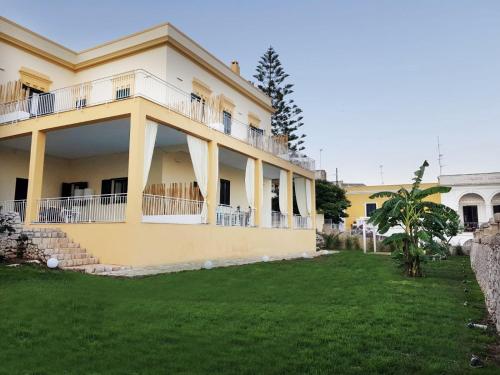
[486,204,494,221]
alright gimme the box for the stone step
[24,230,67,238]
[59,257,99,268]
[62,242,79,248]
[65,264,130,274]
[21,226,113,274]
[47,247,85,255]
[51,252,92,261]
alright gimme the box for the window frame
[365,202,377,217]
[222,111,232,135]
[101,177,128,204]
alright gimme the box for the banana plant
[368,161,459,277]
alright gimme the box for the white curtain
[263,178,272,227]
[245,158,255,210]
[279,170,288,214]
[294,177,308,217]
[187,135,209,221]
[305,178,312,215]
[143,120,158,190]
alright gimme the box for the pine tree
[254,46,305,152]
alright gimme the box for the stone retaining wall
[0,211,47,262]
[470,213,500,333]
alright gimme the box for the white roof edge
[0,16,77,62]
[439,172,500,178]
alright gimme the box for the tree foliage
[315,180,351,223]
[254,46,305,151]
[368,161,459,277]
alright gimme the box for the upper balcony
[0,69,315,171]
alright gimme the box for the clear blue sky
[2,0,499,184]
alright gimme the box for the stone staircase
[22,227,128,274]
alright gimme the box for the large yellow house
[0,17,316,268]
[344,183,441,229]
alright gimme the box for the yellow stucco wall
[0,145,73,200]
[36,222,315,266]
[345,183,441,229]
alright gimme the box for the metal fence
[0,199,26,221]
[293,215,312,229]
[271,211,288,228]
[216,205,255,227]
[35,194,127,223]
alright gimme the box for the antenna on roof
[379,165,384,185]
[437,137,444,175]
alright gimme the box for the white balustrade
[35,194,127,223]
[293,215,312,229]
[271,211,288,229]
[216,205,255,227]
[0,70,314,170]
[0,200,26,221]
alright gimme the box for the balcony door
[463,205,478,231]
[14,178,28,221]
[14,178,28,201]
[222,111,232,135]
[219,179,230,206]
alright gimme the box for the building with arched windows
[438,173,500,232]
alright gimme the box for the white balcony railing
[0,70,314,170]
[289,152,316,172]
[35,194,127,223]
[0,199,26,221]
[271,211,288,229]
[216,205,255,227]
[293,215,312,229]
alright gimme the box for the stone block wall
[470,213,500,333]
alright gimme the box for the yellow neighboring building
[344,183,441,229]
[0,17,316,269]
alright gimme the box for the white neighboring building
[439,173,500,241]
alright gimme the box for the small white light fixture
[203,260,213,270]
[302,252,310,259]
[47,258,59,269]
[262,255,270,262]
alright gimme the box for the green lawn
[0,252,497,374]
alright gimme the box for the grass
[0,252,497,374]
